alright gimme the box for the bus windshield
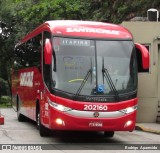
[50,37,137,102]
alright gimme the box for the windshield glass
[97,40,137,95]
[50,37,137,102]
[52,37,96,96]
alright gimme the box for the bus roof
[21,20,133,43]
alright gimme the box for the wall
[122,22,160,122]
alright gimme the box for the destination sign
[60,38,90,47]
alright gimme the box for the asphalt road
[0,108,160,153]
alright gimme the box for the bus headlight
[120,105,137,114]
[48,99,72,112]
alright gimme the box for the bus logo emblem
[93,112,99,118]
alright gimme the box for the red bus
[11,20,149,137]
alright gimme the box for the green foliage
[0,78,10,96]
[82,0,153,23]
[0,96,11,107]
[9,0,86,37]
[0,77,11,106]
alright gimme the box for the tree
[82,0,159,23]
[0,0,16,95]
[9,0,86,37]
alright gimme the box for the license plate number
[89,122,103,127]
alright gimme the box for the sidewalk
[135,123,160,134]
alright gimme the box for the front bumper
[48,108,136,131]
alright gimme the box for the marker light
[48,98,72,112]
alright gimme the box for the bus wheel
[104,131,114,137]
[37,111,50,137]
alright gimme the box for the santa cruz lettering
[66,28,119,35]
[20,71,34,87]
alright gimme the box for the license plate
[89,122,103,127]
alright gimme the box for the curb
[135,125,160,134]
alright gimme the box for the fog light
[125,120,132,127]
[56,118,65,125]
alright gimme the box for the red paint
[135,43,150,69]
[0,116,4,125]
[11,20,149,133]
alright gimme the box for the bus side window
[14,43,26,69]
[26,34,42,68]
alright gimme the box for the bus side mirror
[135,43,150,69]
[44,39,52,65]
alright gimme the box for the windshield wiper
[74,69,92,100]
[102,68,119,101]
[102,59,119,101]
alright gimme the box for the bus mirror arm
[44,38,52,65]
[135,43,150,69]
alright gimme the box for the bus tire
[17,96,25,122]
[104,131,114,137]
[37,110,50,137]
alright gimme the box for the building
[122,21,160,123]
